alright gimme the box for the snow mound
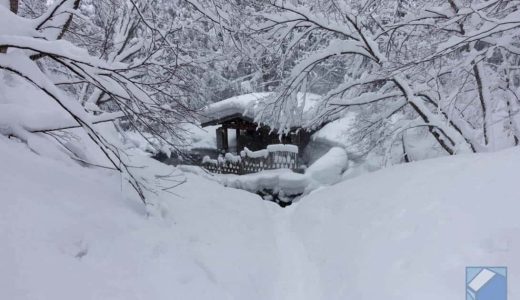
[222,169,310,197]
[291,147,520,299]
[219,147,347,201]
[0,135,280,300]
[305,147,348,185]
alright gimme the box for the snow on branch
[0,0,211,203]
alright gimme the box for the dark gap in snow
[256,189,300,208]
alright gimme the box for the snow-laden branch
[0,36,127,70]
[330,91,403,107]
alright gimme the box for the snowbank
[216,147,348,205]
[212,147,520,299]
[290,147,520,299]
[0,135,281,300]
[305,147,348,185]
[3,120,520,300]
[221,169,310,197]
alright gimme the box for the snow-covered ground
[1,133,519,299]
[0,135,280,300]
[291,148,520,299]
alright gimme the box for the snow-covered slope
[2,132,519,299]
[0,136,280,300]
[291,148,520,299]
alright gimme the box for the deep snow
[0,135,280,300]
[291,148,520,299]
[1,134,519,299]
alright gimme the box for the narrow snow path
[272,207,322,300]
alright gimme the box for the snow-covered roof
[311,112,356,148]
[200,92,322,129]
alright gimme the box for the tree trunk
[473,63,491,146]
[505,69,520,145]
[506,98,519,146]
[402,135,410,163]
[449,0,492,150]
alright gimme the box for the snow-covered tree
[0,0,224,203]
[416,0,520,151]
[190,0,520,164]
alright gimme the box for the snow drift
[290,148,520,299]
[0,135,280,300]
[1,131,520,299]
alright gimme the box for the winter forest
[1,0,520,299]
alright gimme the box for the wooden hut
[199,93,318,155]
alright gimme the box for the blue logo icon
[466,267,507,300]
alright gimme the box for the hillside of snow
[290,148,520,299]
[1,133,519,299]
[0,135,280,300]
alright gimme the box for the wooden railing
[202,145,300,175]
